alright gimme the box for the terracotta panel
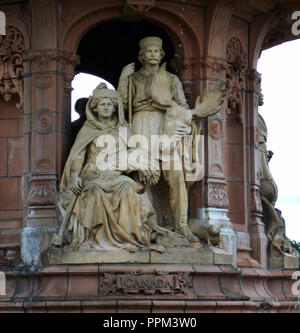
[0,138,7,176]
[229,214,247,229]
[17,118,23,137]
[0,302,24,313]
[282,273,298,300]
[23,302,47,313]
[46,301,81,313]
[8,138,23,177]
[0,274,17,302]
[266,276,286,301]
[219,274,249,300]
[253,276,272,300]
[0,119,18,137]
[240,276,262,301]
[0,210,23,221]
[0,220,22,229]
[34,275,68,300]
[117,300,152,313]
[227,144,246,181]
[193,274,225,299]
[81,300,117,313]
[67,273,98,299]
[0,228,21,247]
[227,181,247,214]
[226,125,243,144]
[0,99,21,119]
[0,178,20,210]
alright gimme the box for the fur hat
[139,36,163,50]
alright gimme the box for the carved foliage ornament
[201,57,227,79]
[27,181,56,206]
[0,26,24,111]
[207,182,229,208]
[125,0,155,16]
[226,37,247,123]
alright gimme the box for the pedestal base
[42,246,234,266]
[0,263,299,313]
[270,253,299,269]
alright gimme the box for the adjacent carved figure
[54,83,166,252]
[258,112,299,260]
[118,36,225,244]
[71,97,88,140]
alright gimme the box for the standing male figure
[118,36,224,244]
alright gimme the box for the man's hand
[70,173,82,195]
[192,81,226,119]
[136,153,160,186]
[172,123,192,140]
[121,63,135,78]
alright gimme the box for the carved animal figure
[188,218,220,246]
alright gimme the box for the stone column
[21,0,78,267]
[245,69,267,268]
[196,56,237,264]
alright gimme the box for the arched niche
[60,4,204,160]
[60,4,205,223]
[75,20,177,89]
[61,4,201,80]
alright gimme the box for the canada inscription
[99,271,194,296]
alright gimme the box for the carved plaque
[99,271,194,296]
[117,274,174,294]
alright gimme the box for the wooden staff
[128,75,133,132]
[51,193,77,247]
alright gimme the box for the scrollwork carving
[0,26,25,111]
[27,181,56,206]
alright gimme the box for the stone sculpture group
[52,36,225,253]
[51,36,298,265]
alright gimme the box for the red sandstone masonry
[0,264,298,313]
[0,119,18,138]
[0,0,299,314]
[0,178,21,210]
[0,138,7,176]
[8,138,23,177]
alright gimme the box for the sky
[71,73,115,121]
[71,38,300,242]
[257,39,300,242]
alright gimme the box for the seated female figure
[58,83,158,252]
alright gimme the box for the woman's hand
[70,173,82,195]
[138,169,160,186]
